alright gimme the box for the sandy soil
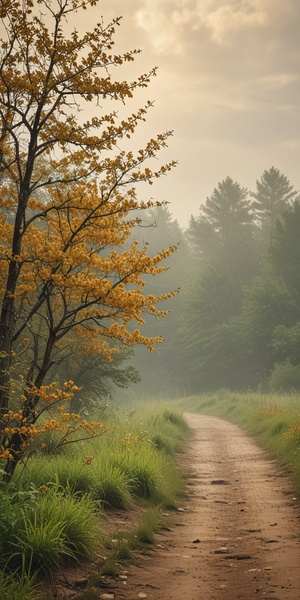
[109,413,300,600]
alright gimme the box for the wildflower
[256,408,286,417]
[0,449,13,460]
[282,423,300,445]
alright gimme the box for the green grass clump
[146,409,189,454]
[23,455,95,495]
[134,506,161,544]
[162,409,188,429]
[1,485,99,574]
[100,558,120,577]
[118,449,161,501]
[15,509,68,573]
[45,487,99,560]
[110,538,133,561]
[23,454,133,509]
[94,462,132,509]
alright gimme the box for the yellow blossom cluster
[107,323,163,351]
[43,419,60,431]
[1,415,40,448]
[0,170,178,364]
[83,455,94,465]
[76,336,117,360]
[80,420,106,435]
[0,381,106,463]
[0,448,13,461]
[255,408,287,417]
[21,381,80,406]
[121,433,139,447]
[282,423,300,445]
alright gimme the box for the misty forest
[124,167,300,398]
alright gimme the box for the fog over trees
[122,167,300,398]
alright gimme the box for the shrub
[269,360,300,392]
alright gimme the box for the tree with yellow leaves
[0,0,177,480]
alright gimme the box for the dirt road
[112,413,300,600]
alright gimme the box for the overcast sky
[89,0,300,228]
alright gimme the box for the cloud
[203,1,268,44]
[134,0,194,54]
[132,0,281,52]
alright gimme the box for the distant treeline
[127,167,300,397]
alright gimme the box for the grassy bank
[0,404,189,599]
[179,390,300,494]
[6,390,300,599]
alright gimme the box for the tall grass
[0,404,189,597]
[0,568,36,600]
[19,405,187,508]
[2,485,99,573]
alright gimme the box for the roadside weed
[134,506,161,544]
